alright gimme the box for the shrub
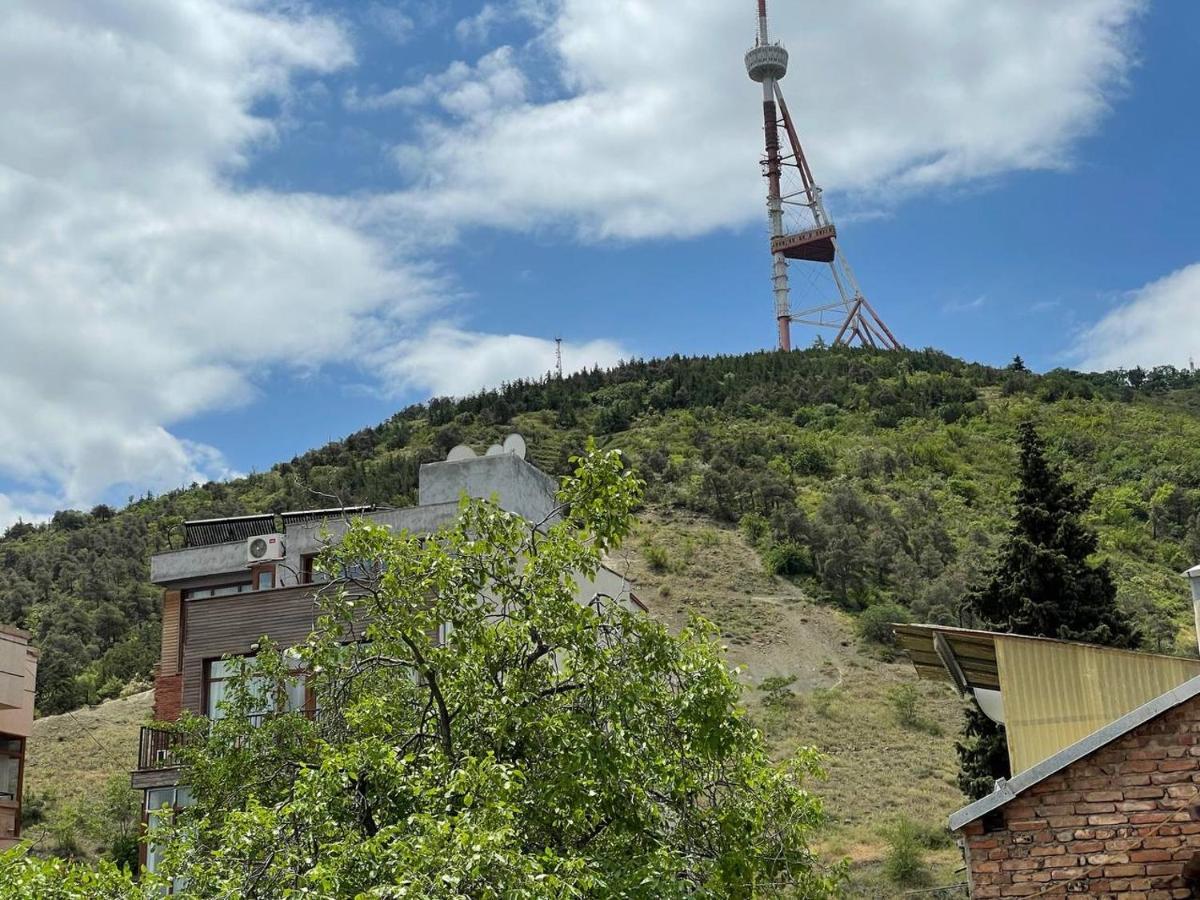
[764,542,813,577]
[883,818,930,886]
[887,684,921,728]
[759,675,797,706]
[739,513,771,548]
[887,684,942,736]
[791,439,833,477]
[856,602,910,646]
[643,542,671,573]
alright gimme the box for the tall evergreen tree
[956,422,1141,798]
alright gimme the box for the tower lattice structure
[744,0,900,352]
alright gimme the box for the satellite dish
[447,444,477,462]
[485,444,504,456]
[502,433,527,460]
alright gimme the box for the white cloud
[455,4,504,44]
[943,296,987,313]
[348,46,527,119]
[377,327,627,397]
[381,0,1144,240]
[362,2,416,45]
[1076,264,1200,371]
[0,0,444,524]
[455,1,554,45]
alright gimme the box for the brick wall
[961,694,1200,897]
[153,668,182,723]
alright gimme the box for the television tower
[745,0,900,352]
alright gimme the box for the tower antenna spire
[744,0,900,351]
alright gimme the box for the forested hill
[7,347,1200,714]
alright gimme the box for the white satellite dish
[485,444,504,457]
[502,433,527,460]
[447,444,477,462]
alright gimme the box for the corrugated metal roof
[896,623,1200,777]
[996,635,1200,773]
[184,514,276,547]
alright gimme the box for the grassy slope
[616,511,967,894]
[21,690,151,854]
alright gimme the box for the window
[204,652,308,720]
[145,785,192,888]
[256,569,274,591]
[183,582,252,601]
[0,739,21,805]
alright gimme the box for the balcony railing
[137,709,322,771]
[138,725,183,771]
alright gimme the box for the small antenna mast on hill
[555,337,563,380]
[745,0,900,352]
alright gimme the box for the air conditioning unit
[247,533,285,564]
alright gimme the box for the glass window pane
[206,675,229,719]
[209,659,239,680]
[0,756,19,800]
[285,676,306,712]
[246,675,274,717]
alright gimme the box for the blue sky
[1,0,1198,523]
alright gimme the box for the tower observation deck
[745,0,899,352]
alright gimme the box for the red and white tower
[745,0,900,351]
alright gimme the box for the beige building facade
[0,625,38,849]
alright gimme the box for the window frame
[182,580,253,601]
[0,737,25,842]
[202,652,313,721]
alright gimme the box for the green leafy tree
[145,443,843,898]
[957,423,1141,798]
[0,850,147,900]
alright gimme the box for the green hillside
[5,347,1200,716]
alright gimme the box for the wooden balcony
[134,710,321,788]
[138,725,183,772]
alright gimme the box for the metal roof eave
[948,672,1200,831]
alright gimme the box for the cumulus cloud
[1076,264,1200,371]
[382,0,1145,240]
[0,0,439,523]
[454,1,554,45]
[348,46,527,119]
[362,2,416,45]
[377,327,627,397]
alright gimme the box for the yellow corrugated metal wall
[996,637,1200,774]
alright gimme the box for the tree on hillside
[957,422,1141,799]
[137,444,843,898]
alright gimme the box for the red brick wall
[153,669,182,723]
[961,694,1200,897]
